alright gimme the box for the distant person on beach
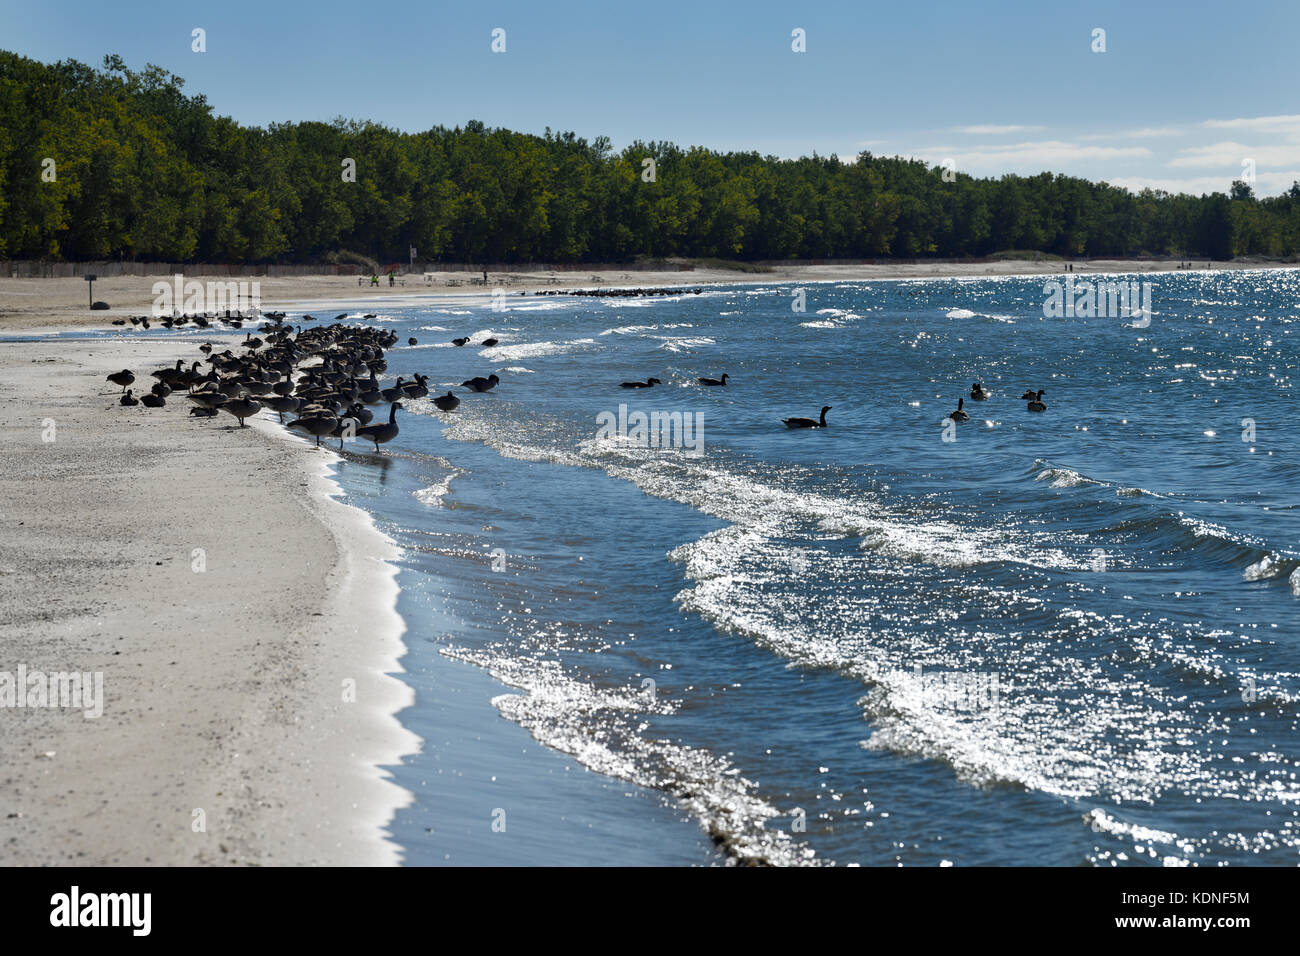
[388,273,395,286]
[370,274,379,286]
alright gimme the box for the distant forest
[2,51,1299,265]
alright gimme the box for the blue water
[56,268,1300,865]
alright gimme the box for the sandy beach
[0,332,417,865]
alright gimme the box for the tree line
[2,51,1298,265]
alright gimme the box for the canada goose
[189,406,218,418]
[272,375,295,397]
[451,337,470,347]
[408,337,418,346]
[151,382,171,398]
[970,383,988,401]
[120,389,139,406]
[462,374,500,393]
[620,377,662,388]
[141,392,165,408]
[783,406,831,429]
[106,369,135,392]
[287,413,337,446]
[153,360,183,384]
[199,342,213,356]
[699,374,729,386]
[482,337,499,347]
[355,402,402,452]
[1027,390,1047,412]
[379,377,407,404]
[262,395,303,422]
[221,397,263,427]
[432,391,461,412]
[402,373,429,398]
[949,398,970,422]
[1020,389,1038,401]
[188,391,229,410]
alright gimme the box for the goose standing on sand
[1027,390,1047,412]
[106,369,135,392]
[286,411,338,446]
[355,402,402,452]
[433,391,460,411]
[948,397,970,422]
[221,397,263,428]
[120,389,139,406]
[698,374,729,386]
[620,377,662,389]
[970,383,988,401]
[782,406,831,429]
[462,374,500,393]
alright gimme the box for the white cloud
[1107,170,1300,195]
[1202,114,1300,133]
[1079,127,1183,141]
[1168,141,1300,169]
[954,124,1045,135]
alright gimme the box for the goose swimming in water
[401,373,429,399]
[620,377,662,388]
[1021,389,1039,401]
[970,382,988,401]
[698,374,728,386]
[120,389,139,406]
[783,405,831,429]
[481,337,499,347]
[948,397,970,422]
[355,402,402,452]
[432,391,460,412]
[451,337,470,347]
[462,374,500,393]
[408,337,418,346]
[1027,389,1047,412]
[379,377,407,404]
[106,369,135,392]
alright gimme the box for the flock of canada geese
[107,309,1052,451]
[105,315,508,453]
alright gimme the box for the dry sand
[0,334,417,865]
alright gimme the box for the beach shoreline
[0,332,417,865]
[2,258,1295,332]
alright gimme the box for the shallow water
[60,269,1300,865]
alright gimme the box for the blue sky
[4,0,1299,194]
